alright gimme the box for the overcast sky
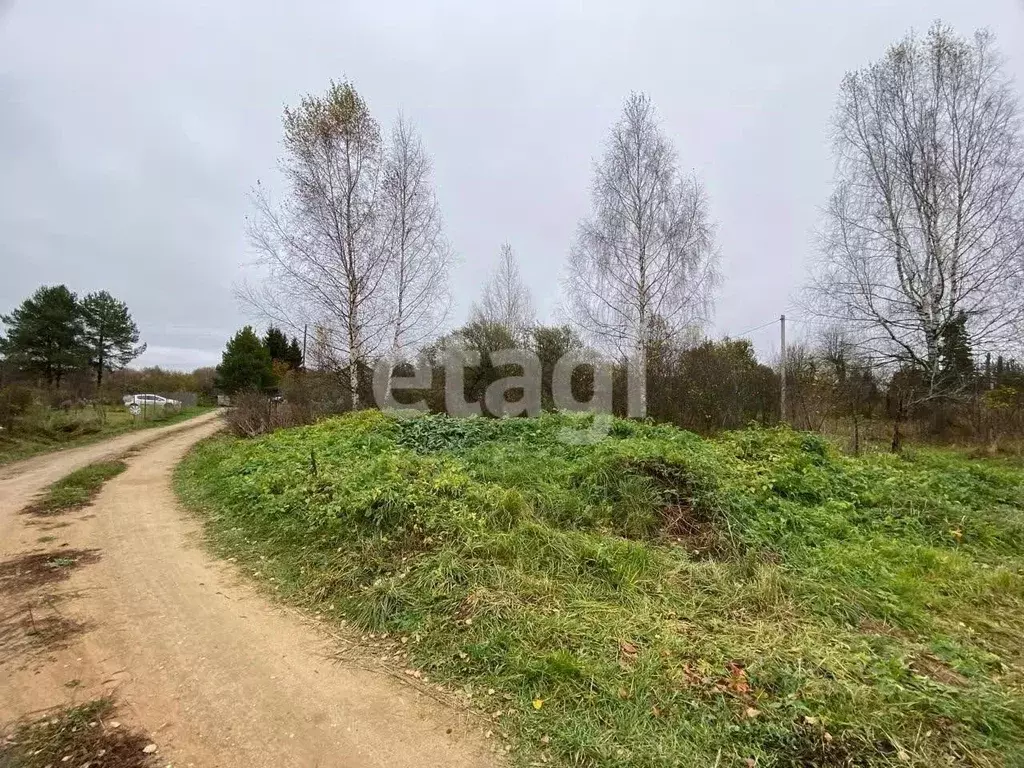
[2,1,1023,370]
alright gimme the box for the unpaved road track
[0,411,224,543]
[0,413,493,768]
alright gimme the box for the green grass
[0,699,155,768]
[176,411,1024,767]
[0,406,212,466]
[23,460,128,515]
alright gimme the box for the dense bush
[224,391,313,438]
[0,384,34,431]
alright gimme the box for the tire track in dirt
[0,410,223,549]
[0,414,494,768]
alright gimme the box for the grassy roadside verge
[21,460,128,515]
[0,407,213,467]
[176,411,1024,767]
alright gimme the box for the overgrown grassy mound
[177,412,1024,767]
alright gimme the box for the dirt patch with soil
[634,460,729,557]
[911,653,969,687]
[0,549,101,595]
[661,501,727,558]
[0,599,90,667]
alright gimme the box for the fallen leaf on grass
[725,661,751,694]
[618,639,639,669]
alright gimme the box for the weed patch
[22,461,126,516]
[0,699,156,768]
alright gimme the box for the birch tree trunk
[243,80,394,409]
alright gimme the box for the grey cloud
[2,0,1023,369]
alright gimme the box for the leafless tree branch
[241,82,452,406]
[471,243,536,344]
[565,92,720,414]
[804,23,1024,403]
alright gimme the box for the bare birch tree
[565,92,718,416]
[244,81,394,408]
[471,243,536,343]
[382,115,452,364]
[806,23,1024,408]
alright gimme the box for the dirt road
[0,414,494,767]
[0,411,222,544]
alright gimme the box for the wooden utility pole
[779,314,787,424]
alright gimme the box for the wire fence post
[780,314,787,425]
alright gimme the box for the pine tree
[215,327,275,394]
[938,311,974,394]
[0,285,85,386]
[80,291,146,387]
[287,337,303,370]
[263,326,290,364]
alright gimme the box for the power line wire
[729,318,779,338]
